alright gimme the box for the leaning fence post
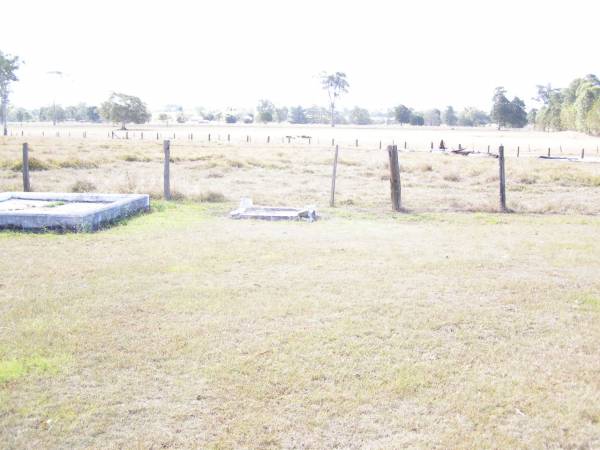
[517,146,520,157]
[581,148,585,159]
[22,143,30,192]
[163,140,171,200]
[387,145,401,212]
[499,145,507,212]
[330,144,339,207]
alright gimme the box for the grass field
[1,126,600,448]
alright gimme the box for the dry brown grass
[1,131,600,215]
[1,127,600,447]
[0,204,599,448]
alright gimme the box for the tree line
[533,74,600,135]
[2,49,599,135]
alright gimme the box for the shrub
[200,191,226,203]
[71,180,97,193]
[443,173,461,182]
[11,158,50,171]
[57,158,98,169]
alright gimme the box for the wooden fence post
[163,140,171,200]
[355,139,358,147]
[499,145,507,212]
[22,143,30,192]
[548,147,551,157]
[330,144,339,207]
[517,146,520,157]
[267,136,270,144]
[379,140,382,150]
[387,145,401,212]
[331,138,335,146]
[581,148,585,159]
[227,134,230,142]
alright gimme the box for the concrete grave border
[0,192,150,231]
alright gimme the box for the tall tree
[394,105,411,125]
[320,71,349,127]
[256,99,275,123]
[289,106,307,124]
[275,106,288,123]
[0,51,21,136]
[491,87,511,130]
[508,97,527,128]
[100,92,151,129]
[349,106,372,125]
[442,106,458,126]
[423,109,441,126]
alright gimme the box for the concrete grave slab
[0,192,149,231]
[230,198,317,222]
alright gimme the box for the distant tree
[225,113,237,124]
[65,105,78,121]
[176,112,187,123]
[0,51,21,136]
[508,97,527,128]
[349,106,372,125]
[275,106,288,123]
[100,93,150,129]
[394,105,411,125]
[39,105,65,123]
[491,87,512,129]
[158,113,169,126]
[423,109,441,126]
[320,71,349,127]
[305,105,328,124]
[256,99,275,123]
[588,97,600,135]
[527,108,538,126]
[535,83,558,105]
[536,90,563,131]
[458,107,490,127]
[86,106,101,123]
[8,107,31,125]
[442,106,458,126]
[409,112,424,126]
[289,105,307,124]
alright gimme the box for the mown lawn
[1,203,599,448]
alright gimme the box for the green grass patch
[0,355,66,384]
[578,294,600,311]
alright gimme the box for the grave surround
[0,192,149,231]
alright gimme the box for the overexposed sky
[2,0,598,112]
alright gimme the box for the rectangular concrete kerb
[0,192,150,231]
